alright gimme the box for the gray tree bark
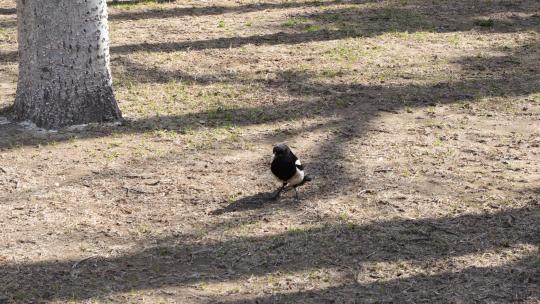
[14,0,122,129]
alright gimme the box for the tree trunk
[14,0,122,129]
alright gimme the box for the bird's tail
[295,175,312,187]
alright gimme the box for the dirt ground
[0,0,539,303]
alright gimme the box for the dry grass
[0,0,539,303]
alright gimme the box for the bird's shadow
[209,190,291,215]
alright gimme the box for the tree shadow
[0,1,537,63]
[214,254,540,303]
[108,0,539,55]
[1,40,537,164]
[1,41,537,222]
[108,39,540,214]
[0,1,538,302]
[0,8,15,15]
[0,50,17,63]
[304,1,540,34]
[0,203,538,302]
[108,0,174,6]
[108,0,350,21]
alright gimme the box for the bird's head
[272,143,290,156]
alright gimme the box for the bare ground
[0,0,539,303]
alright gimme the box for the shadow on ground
[108,0,539,54]
[108,0,349,21]
[1,39,538,147]
[0,203,538,302]
[0,0,538,62]
[1,40,538,203]
[0,1,539,302]
[0,8,15,15]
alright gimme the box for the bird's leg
[271,183,287,200]
[294,187,299,201]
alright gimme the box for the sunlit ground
[0,0,539,302]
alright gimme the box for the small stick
[362,250,379,260]
[425,222,460,236]
[72,255,98,269]
[122,186,155,195]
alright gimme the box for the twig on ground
[362,250,379,260]
[378,108,399,114]
[123,174,153,179]
[358,189,376,194]
[368,129,392,133]
[122,186,157,195]
[72,255,98,269]
[425,222,460,236]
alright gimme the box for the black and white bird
[270,143,312,200]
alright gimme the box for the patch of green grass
[433,137,444,146]
[473,18,494,27]
[305,24,322,32]
[217,20,225,28]
[449,33,462,46]
[335,98,351,108]
[530,92,540,101]
[0,27,16,40]
[79,243,89,252]
[182,123,244,151]
[13,291,30,301]
[282,17,309,27]
[338,212,350,222]
[406,31,431,41]
[107,141,121,148]
[375,7,433,32]
[227,220,262,234]
[154,129,180,140]
[288,227,308,236]
[321,68,345,78]
[328,44,362,62]
[138,224,151,234]
[105,150,120,161]
[157,247,174,256]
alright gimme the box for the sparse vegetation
[0,0,539,303]
[474,18,495,27]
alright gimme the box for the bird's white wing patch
[287,168,305,186]
[295,159,302,166]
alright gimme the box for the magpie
[271,143,312,200]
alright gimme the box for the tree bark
[14,0,122,129]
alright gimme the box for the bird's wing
[295,159,304,170]
[290,152,304,170]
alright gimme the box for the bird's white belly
[287,168,305,186]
